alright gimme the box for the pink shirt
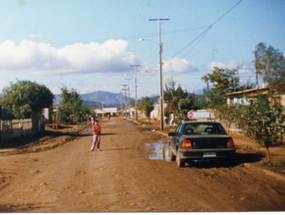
[92,125,101,135]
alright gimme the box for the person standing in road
[170,112,175,127]
[90,120,101,151]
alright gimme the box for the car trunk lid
[183,135,231,149]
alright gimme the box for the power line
[180,29,210,58]
[137,70,159,88]
[171,0,243,58]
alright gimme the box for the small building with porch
[226,86,285,107]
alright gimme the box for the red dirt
[0,117,284,212]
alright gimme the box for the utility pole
[125,77,132,119]
[122,85,128,117]
[120,92,123,116]
[130,65,140,121]
[149,17,169,131]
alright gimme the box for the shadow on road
[101,147,135,151]
[0,202,50,212]
[0,126,89,149]
[101,133,116,136]
[185,152,264,169]
[79,133,116,137]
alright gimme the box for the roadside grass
[260,162,285,167]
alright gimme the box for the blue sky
[0,0,284,99]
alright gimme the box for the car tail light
[227,139,235,148]
[182,140,192,149]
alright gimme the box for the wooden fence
[0,115,45,144]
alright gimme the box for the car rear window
[183,123,227,135]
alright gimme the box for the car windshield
[183,123,227,135]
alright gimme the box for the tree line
[0,82,94,125]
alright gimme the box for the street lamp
[139,38,159,45]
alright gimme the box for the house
[226,86,285,107]
[103,107,119,116]
[149,103,167,120]
[92,108,107,117]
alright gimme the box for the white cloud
[163,57,199,74]
[0,39,140,75]
[139,57,199,76]
[204,59,254,74]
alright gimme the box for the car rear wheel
[177,152,185,167]
[169,147,176,161]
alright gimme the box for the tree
[57,87,82,123]
[193,94,209,110]
[1,80,54,119]
[164,95,200,122]
[139,97,154,121]
[78,104,93,121]
[255,42,285,88]
[164,96,182,122]
[235,93,285,163]
[176,96,198,121]
[202,67,240,95]
[164,78,188,103]
[163,78,189,121]
[200,67,253,122]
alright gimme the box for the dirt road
[0,117,285,212]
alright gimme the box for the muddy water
[81,128,92,135]
[145,140,170,162]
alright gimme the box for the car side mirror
[168,132,175,136]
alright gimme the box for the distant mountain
[81,91,120,105]
[81,91,135,106]
[82,100,104,109]
[147,94,159,98]
[53,91,135,108]
[149,95,159,103]
[137,95,160,104]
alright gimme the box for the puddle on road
[81,128,92,135]
[145,140,170,162]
